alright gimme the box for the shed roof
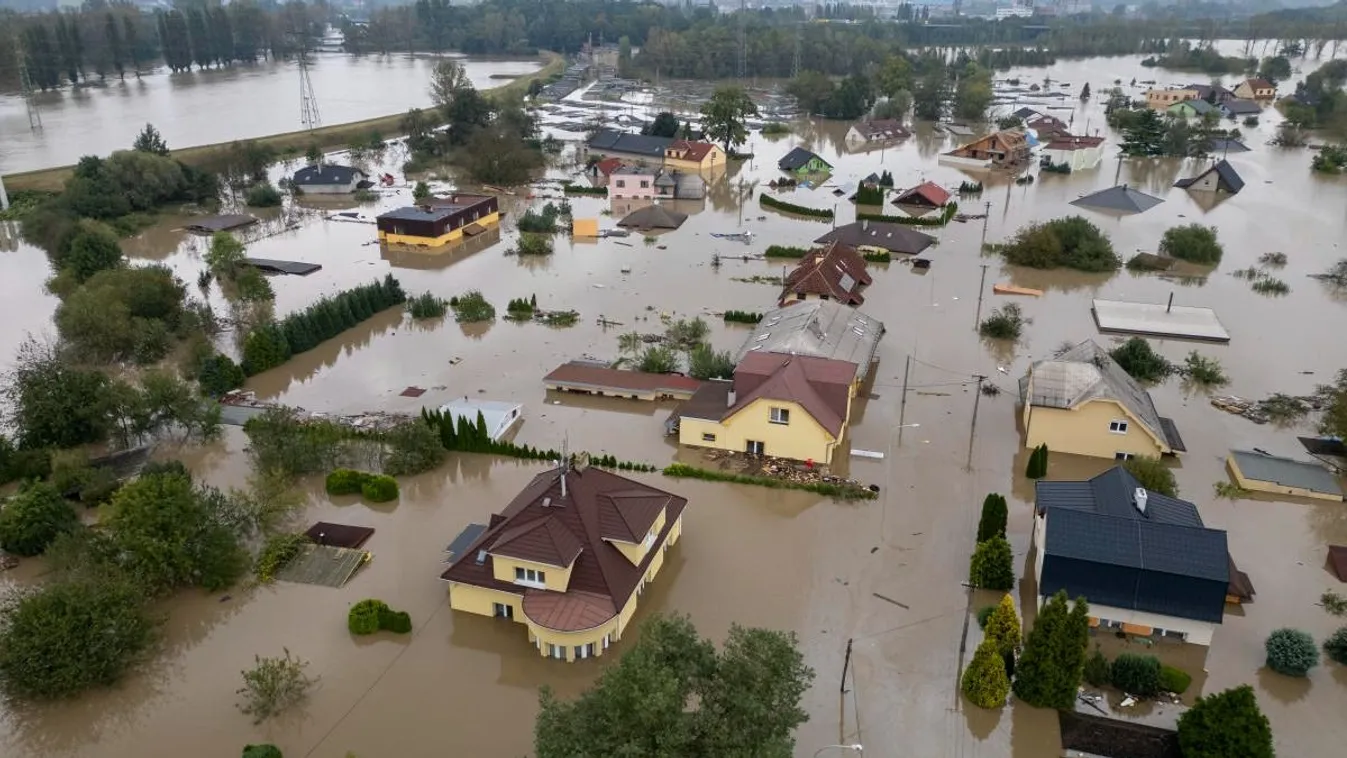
[814,220,936,255]
[735,300,884,381]
[1229,450,1344,497]
[543,361,702,395]
[1242,78,1275,91]
[851,119,910,141]
[1171,99,1217,115]
[587,129,673,157]
[377,206,457,223]
[1070,184,1165,214]
[1221,98,1262,115]
[1208,137,1250,153]
[893,181,951,207]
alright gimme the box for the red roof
[781,241,871,305]
[594,157,624,176]
[728,353,857,437]
[666,140,717,163]
[893,181,951,208]
[544,361,702,394]
[1243,78,1274,91]
[441,467,688,632]
[1044,135,1105,150]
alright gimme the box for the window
[642,531,655,551]
[493,603,514,619]
[546,643,565,660]
[1109,420,1129,434]
[615,180,625,188]
[640,180,649,188]
[770,407,790,425]
[1114,452,1134,461]
[746,440,765,456]
[701,432,717,442]
[514,567,546,587]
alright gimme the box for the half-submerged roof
[293,164,365,185]
[1174,159,1244,193]
[781,241,871,306]
[851,119,910,141]
[1070,184,1165,214]
[1221,98,1262,115]
[735,300,884,381]
[1021,339,1185,452]
[616,204,688,229]
[587,128,673,157]
[1208,137,1250,153]
[441,466,688,631]
[1229,450,1345,498]
[893,181,951,207]
[728,353,857,438]
[778,146,830,171]
[815,220,936,256]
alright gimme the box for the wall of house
[378,210,500,247]
[678,397,840,462]
[1227,457,1345,502]
[937,153,993,170]
[607,508,668,565]
[1033,594,1218,646]
[610,175,656,199]
[301,180,358,195]
[1187,171,1225,193]
[1045,146,1104,171]
[447,581,524,619]
[1024,399,1166,459]
[490,554,576,593]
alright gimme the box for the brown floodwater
[0,53,541,174]
[4,46,1347,757]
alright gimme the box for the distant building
[375,194,500,247]
[1145,87,1199,110]
[844,119,911,145]
[292,164,367,194]
[1219,98,1262,118]
[939,129,1031,169]
[777,146,833,175]
[733,300,884,383]
[1168,99,1217,120]
[609,165,658,199]
[1041,135,1106,171]
[662,140,726,172]
[995,2,1034,19]
[1226,450,1345,501]
[587,129,674,166]
[1185,83,1235,105]
[1233,78,1277,100]
[779,241,872,307]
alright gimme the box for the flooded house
[938,129,1031,169]
[891,181,951,209]
[1032,467,1230,646]
[1186,82,1236,105]
[1144,87,1199,110]
[375,194,500,247]
[439,398,523,442]
[779,241,871,307]
[662,139,726,172]
[815,220,936,256]
[1220,98,1262,118]
[440,462,687,661]
[733,300,884,384]
[1167,98,1217,120]
[777,146,833,175]
[844,118,911,145]
[586,129,674,167]
[1019,340,1186,460]
[609,165,658,199]
[1233,77,1277,100]
[1040,135,1106,171]
[1225,450,1345,502]
[291,163,368,194]
[1174,159,1244,194]
[672,352,859,464]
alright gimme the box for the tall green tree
[535,614,814,758]
[1176,685,1274,758]
[961,639,1010,708]
[123,15,142,77]
[968,536,1014,591]
[105,13,126,80]
[976,493,1008,542]
[953,62,994,120]
[912,69,947,121]
[0,482,79,557]
[700,85,758,153]
[3,338,114,450]
[983,594,1021,657]
[1012,590,1090,709]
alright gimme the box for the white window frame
[1114,452,1134,461]
[514,566,547,588]
[770,407,790,425]
[701,432,716,442]
[1108,419,1129,434]
[642,531,655,551]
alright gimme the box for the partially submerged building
[586,129,674,166]
[734,300,884,383]
[608,165,657,199]
[615,204,688,230]
[1033,467,1231,645]
[1220,98,1262,118]
[440,463,687,661]
[376,194,500,247]
[939,130,1031,169]
[662,140,726,172]
[1041,135,1106,171]
[544,360,701,401]
[1174,159,1244,194]
[439,398,523,442]
[844,119,911,145]
[1226,450,1345,501]
[1019,340,1186,460]
[1233,78,1277,100]
[891,181,951,208]
[777,146,833,175]
[1144,87,1199,110]
[779,241,871,307]
[292,164,368,194]
[1070,184,1165,215]
[814,220,936,256]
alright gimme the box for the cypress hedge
[759,194,834,219]
[243,275,406,376]
[419,408,655,471]
[764,245,808,258]
[563,185,607,196]
[723,310,763,324]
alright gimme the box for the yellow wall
[490,554,575,593]
[665,146,726,172]
[607,508,668,566]
[377,211,500,247]
[447,582,523,618]
[1024,399,1167,460]
[1226,456,1345,502]
[679,397,841,462]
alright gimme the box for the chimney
[861,218,869,231]
[560,471,567,499]
[726,389,737,407]
[1134,488,1148,515]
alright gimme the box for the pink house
[608,165,657,199]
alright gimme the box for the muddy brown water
[4,49,1347,757]
[0,54,541,174]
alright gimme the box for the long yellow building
[376,194,500,247]
[440,463,687,661]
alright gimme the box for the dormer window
[514,567,546,588]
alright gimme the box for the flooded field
[0,53,541,174]
[3,46,1347,757]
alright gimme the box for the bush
[563,184,607,196]
[515,233,554,256]
[255,533,310,583]
[862,251,891,263]
[378,608,413,634]
[1083,648,1111,687]
[961,639,1010,708]
[759,193,834,219]
[349,599,389,635]
[855,204,957,227]
[854,184,884,205]
[723,310,763,324]
[978,303,1027,340]
[361,474,399,503]
[1177,685,1273,758]
[1025,443,1049,479]
[688,344,735,380]
[197,353,246,397]
[1182,351,1228,387]
[0,481,79,557]
[1252,277,1289,295]
[1110,337,1173,382]
[1323,626,1347,664]
[407,292,449,319]
[1159,664,1193,694]
[236,649,316,724]
[1159,224,1223,265]
[764,245,807,258]
[244,182,283,208]
[976,493,1008,542]
[1123,456,1178,497]
[382,421,446,477]
[976,606,995,629]
[999,216,1120,272]
[1110,653,1162,696]
[638,346,681,374]
[968,536,1014,591]
[325,468,370,496]
[1265,628,1318,677]
[662,463,876,501]
[451,290,496,323]
[242,746,284,758]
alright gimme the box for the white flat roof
[1092,299,1230,343]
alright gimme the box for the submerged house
[892,181,951,209]
[441,463,687,661]
[1033,467,1232,646]
[375,194,501,247]
[1168,99,1217,120]
[939,130,1031,169]
[1041,135,1106,171]
[1019,340,1186,460]
[779,241,871,307]
[844,119,911,145]
[439,398,523,442]
[815,220,936,256]
[1174,159,1244,195]
[586,129,674,166]
[1145,87,1199,110]
[1226,450,1345,501]
[1220,98,1262,118]
[734,300,884,384]
[292,164,368,194]
[662,140,726,171]
[609,165,658,199]
[777,146,833,175]
[1233,78,1277,100]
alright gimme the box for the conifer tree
[961,639,1010,709]
[983,595,1021,657]
[976,493,1008,542]
[1012,591,1090,709]
[968,536,1014,591]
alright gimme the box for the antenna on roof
[559,435,570,498]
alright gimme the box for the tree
[382,421,446,476]
[876,54,913,99]
[1258,55,1292,83]
[983,594,1021,657]
[55,220,123,282]
[998,216,1119,272]
[1118,108,1167,156]
[617,35,632,78]
[206,231,247,280]
[700,85,758,153]
[969,536,1014,591]
[1123,456,1178,497]
[643,111,681,138]
[1318,369,1347,440]
[1025,443,1049,479]
[198,353,245,397]
[1177,685,1274,758]
[453,124,544,185]
[1109,337,1174,383]
[3,338,114,450]
[0,482,79,557]
[534,614,813,758]
[236,649,316,724]
[688,344,734,380]
[1265,628,1318,677]
[1110,653,1162,696]
[1080,82,1091,101]
[242,747,283,758]
[133,123,169,156]
[412,181,431,203]
[961,639,1010,708]
[1013,590,1089,710]
[1159,224,1223,265]
[1083,647,1110,687]
[788,71,835,115]
[952,63,993,121]
[912,69,947,121]
[1324,626,1347,664]
[429,58,473,118]
[976,493,1008,542]
[55,265,188,365]
[637,346,680,374]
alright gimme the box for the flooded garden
[3,43,1347,758]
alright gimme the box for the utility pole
[965,375,986,471]
[16,34,42,131]
[838,638,853,744]
[897,354,912,446]
[792,22,802,80]
[298,44,322,131]
[973,263,989,329]
[979,199,991,247]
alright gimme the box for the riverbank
[1,51,564,193]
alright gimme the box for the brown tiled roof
[1045,135,1105,150]
[782,241,870,305]
[853,119,910,140]
[728,353,856,437]
[544,361,703,394]
[490,515,584,568]
[1330,545,1347,582]
[667,140,716,163]
[1243,78,1274,91]
[675,380,733,422]
[441,467,688,632]
[894,181,951,207]
[815,221,936,256]
[594,157,624,176]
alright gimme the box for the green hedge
[723,310,763,324]
[662,463,875,501]
[243,275,406,375]
[564,185,608,196]
[759,193,834,219]
[1159,664,1192,694]
[349,598,412,635]
[325,468,369,495]
[862,251,891,263]
[361,474,399,503]
[858,201,958,227]
[764,245,808,258]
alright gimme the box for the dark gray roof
[815,221,936,256]
[1229,450,1344,497]
[587,129,673,157]
[1221,98,1262,115]
[1208,137,1250,153]
[778,146,829,171]
[616,204,687,229]
[377,206,455,223]
[1037,467,1229,623]
[245,258,322,276]
[1070,184,1165,214]
[1173,98,1217,115]
[1174,159,1244,193]
[1011,107,1039,120]
[445,523,487,560]
[293,164,364,185]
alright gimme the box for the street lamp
[813,745,863,758]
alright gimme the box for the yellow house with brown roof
[662,140,727,172]
[440,463,687,661]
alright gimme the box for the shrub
[1177,685,1273,758]
[451,290,496,323]
[999,216,1120,272]
[688,344,735,380]
[961,639,1010,708]
[407,292,449,319]
[382,422,446,477]
[978,303,1027,340]
[976,606,995,629]
[764,245,807,258]
[1025,443,1049,479]
[759,193,834,219]
[515,233,554,256]
[197,353,246,396]
[637,346,681,374]
[1159,224,1223,265]
[1323,626,1347,664]
[1252,277,1289,295]
[1110,337,1173,382]
[862,251,891,263]
[854,185,884,205]
[1182,351,1228,387]
[1159,664,1193,694]
[723,310,763,324]
[968,536,1014,591]
[1265,628,1318,677]
[1123,456,1178,497]
[244,182,283,208]
[1083,648,1111,687]
[0,481,79,557]
[348,599,389,635]
[1110,653,1162,696]
[378,608,413,634]
[856,204,957,227]
[325,468,370,496]
[361,474,399,503]
[662,463,876,501]
[983,595,1021,656]
[255,533,310,583]
[242,746,284,758]
[976,493,1008,542]
[236,649,316,724]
